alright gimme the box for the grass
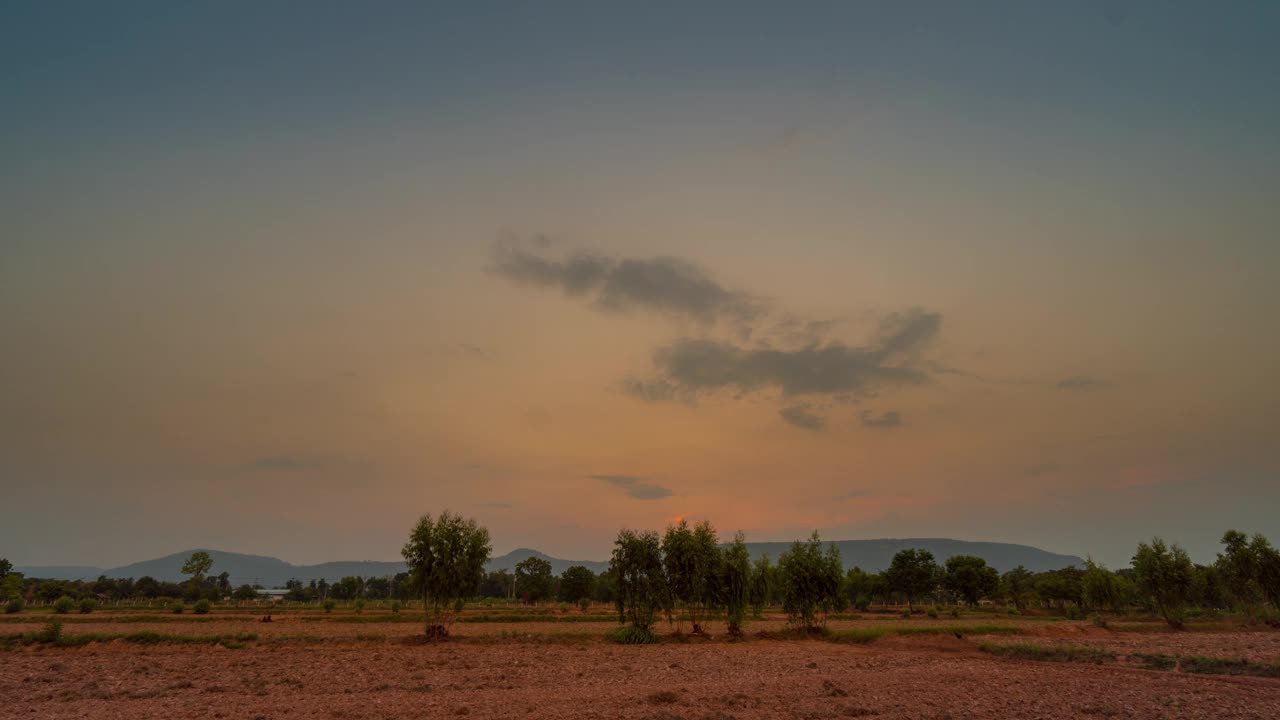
[979,642,1116,664]
[830,624,1021,644]
[1,622,257,650]
[1132,653,1179,671]
[1178,656,1280,678]
[606,626,658,644]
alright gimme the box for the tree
[480,570,513,599]
[720,532,752,636]
[749,554,777,617]
[1000,566,1034,611]
[1081,559,1128,613]
[886,549,938,611]
[778,531,844,631]
[1131,537,1194,629]
[181,552,213,599]
[661,519,721,634]
[559,566,596,604]
[0,558,11,579]
[232,584,260,601]
[942,555,999,607]
[514,556,553,604]
[610,529,666,634]
[1216,530,1267,618]
[401,510,492,639]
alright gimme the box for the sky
[2,2,1278,570]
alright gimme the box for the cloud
[252,456,311,471]
[779,403,826,431]
[492,245,763,325]
[860,410,903,428]
[649,326,934,398]
[590,474,672,500]
[619,377,696,405]
[834,489,871,501]
[1056,375,1107,390]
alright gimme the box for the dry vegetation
[3,605,1279,719]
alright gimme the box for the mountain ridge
[15,538,1083,585]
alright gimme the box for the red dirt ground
[3,616,1278,719]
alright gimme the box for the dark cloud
[649,329,934,398]
[492,245,764,325]
[619,377,695,405]
[1056,375,1107,390]
[860,410,903,428]
[779,403,826,431]
[590,474,672,500]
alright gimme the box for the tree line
[5,520,1278,635]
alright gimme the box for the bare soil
[3,614,1277,719]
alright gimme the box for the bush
[5,597,25,614]
[323,599,336,613]
[950,608,961,619]
[577,597,591,613]
[779,531,844,631]
[1007,608,1022,616]
[1091,613,1108,629]
[390,600,402,614]
[78,598,96,614]
[901,609,912,619]
[171,602,185,614]
[353,599,365,614]
[606,626,657,644]
[52,596,75,614]
[1065,606,1085,620]
[193,599,211,614]
[926,607,940,619]
[855,597,871,612]
[35,619,63,644]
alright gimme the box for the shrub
[193,599,211,615]
[5,597,25,614]
[1091,613,1108,629]
[855,597,871,612]
[610,528,666,634]
[52,596,75,614]
[1007,608,1021,616]
[323,599,336,613]
[606,626,657,645]
[78,598,96,614]
[35,619,63,644]
[926,607,939,619]
[662,519,722,633]
[353,599,365,614]
[171,602,185,614]
[390,600,402,614]
[577,597,591,613]
[901,609,912,619]
[950,608,961,619]
[720,532,752,636]
[1065,606,1084,620]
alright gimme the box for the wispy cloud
[1056,375,1107,391]
[860,410,903,428]
[779,403,826,431]
[590,474,672,500]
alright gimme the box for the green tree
[181,551,213,599]
[778,531,844,631]
[720,532,752,635]
[1132,537,1194,629]
[661,519,721,633]
[885,549,938,611]
[1081,559,1128,613]
[558,566,596,604]
[0,558,11,579]
[401,510,492,639]
[749,554,777,617]
[514,556,553,604]
[232,584,259,601]
[1216,530,1268,618]
[942,555,999,607]
[610,529,666,634]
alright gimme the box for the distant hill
[15,538,1080,586]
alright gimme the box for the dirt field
[3,611,1278,719]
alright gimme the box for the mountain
[14,538,1081,585]
[742,538,1082,573]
